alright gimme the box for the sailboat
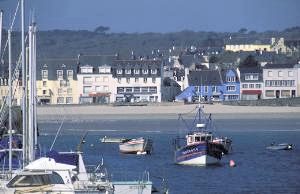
[1,1,154,193]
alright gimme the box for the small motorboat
[266,143,293,150]
[119,137,153,154]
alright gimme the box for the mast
[21,0,27,167]
[0,10,3,59]
[28,23,34,162]
[33,23,38,153]
[8,29,12,173]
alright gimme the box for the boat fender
[229,159,236,167]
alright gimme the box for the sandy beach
[37,103,300,121]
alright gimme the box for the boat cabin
[186,132,213,145]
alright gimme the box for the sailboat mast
[0,10,3,59]
[21,0,27,167]
[33,23,38,152]
[8,29,12,173]
[28,24,34,162]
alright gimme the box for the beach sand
[37,103,300,121]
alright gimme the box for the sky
[0,0,300,33]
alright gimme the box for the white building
[263,63,298,99]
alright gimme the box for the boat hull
[119,139,153,154]
[174,142,222,166]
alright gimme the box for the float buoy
[229,159,236,167]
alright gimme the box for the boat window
[206,136,212,141]
[195,136,200,142]
[201,137,206,141]
[48,172,65,184]
[7,172,64,188]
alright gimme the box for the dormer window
[151,69,157,75]
[117,69,123,74]
[67,70,73,79]
[57,70,63,79]
[99,66,111,73]
[142,69,148,75]
[42,70,48,79]
[226,76,235,82]
[80,66,93,73]
[134,69,140,74]
[125,69,131,74]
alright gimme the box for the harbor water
[38,116,300,194]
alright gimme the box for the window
[278,71,283,77]
[255,84,261,88]
[67,70,73,79]
[96,86,101,92]
[95,77,101,82]
[135,78,139,83]
[249,84,254,88]
[43,81,47,87]
[226,86,236,91]
[66,97,73,104]
[142,69,148,74]
[42,70,48,79]
[67,88,72,94]
[143,77,147,83]
[245,75,251,80]
[81,67,93,73]
[60,80,65,87]
[103,86,109,92]
[242,84,248,88]
[151,69,157,75]
[134,69,140,74]
[125,69,131,74]
[57,97,64,104]
[152,78,156,83]
[252,74,259,80]
[288,71,293,77]
[57,70,63,79]
[83,86,92,94]
[42,90,46,95]
[204,86,208,93]
[117,87,124,94]
[265,90,275,97]
[66,80,70,87]
[226,76,235,82]
[117,78,121,83]
[99,67,105,73]
[125,87,132,93]
[58,88,63,95]
[268,71,273,77]
[134,87,140,93]
[83,77,92,84]
[126,78,130,83]
[117,69,122,74]
[212,86,217,93]
[291,80,295,86]
[141,87,148,93]
[103,76,108,82]
[149,87,157,93]
[105,67,111,73]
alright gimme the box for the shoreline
[37,103,300,121]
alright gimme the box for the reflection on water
[39,118,300,194]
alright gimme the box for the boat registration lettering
[182,147,198,155]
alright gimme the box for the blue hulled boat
[174,107,227,166]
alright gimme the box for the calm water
[38,117,300,194]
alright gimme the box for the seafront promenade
[37,103,300,121]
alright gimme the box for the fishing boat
[119,137,153,154]
[174,106,227,166]
[266,143,293,150]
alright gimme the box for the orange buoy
[229,159,236,167]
